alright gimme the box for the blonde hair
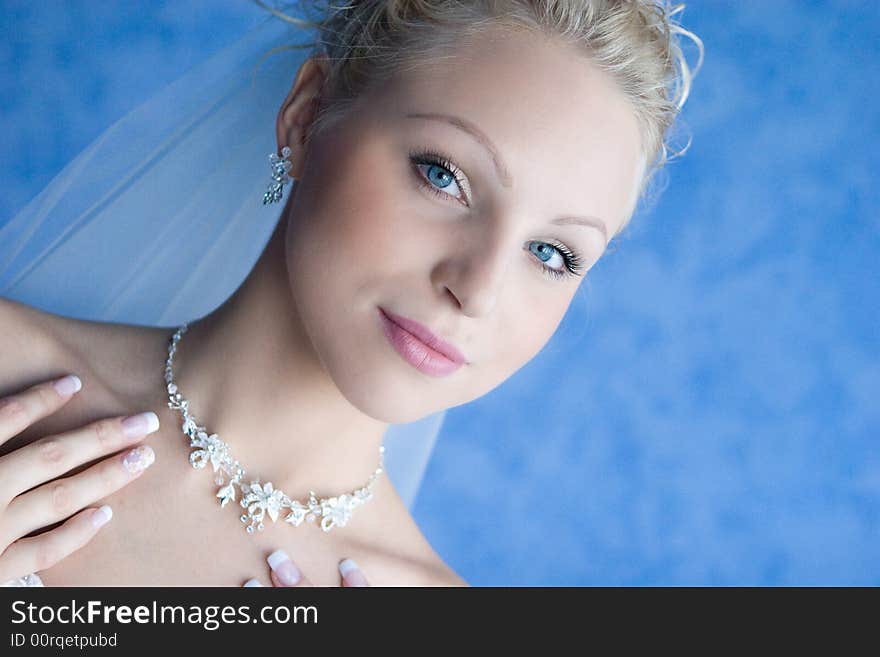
[253,0,704,239]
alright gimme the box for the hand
[241,548,371,587]
[0,374,160,584]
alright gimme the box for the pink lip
[379,307,468,377]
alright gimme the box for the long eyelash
[409,146,585,282]
[539,239,586,280]
[408,146,469,204]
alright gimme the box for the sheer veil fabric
[0,15,446,585]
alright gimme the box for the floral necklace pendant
[165,324,385,534]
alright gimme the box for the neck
[163,217,389,500]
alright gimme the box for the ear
[275,55,330,180]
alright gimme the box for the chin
[331,360,445,424]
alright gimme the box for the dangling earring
[262,145,293,205]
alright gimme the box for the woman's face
[279,26,645,424]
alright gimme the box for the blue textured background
[2,1,878,585]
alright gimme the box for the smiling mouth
[378,307,467,377]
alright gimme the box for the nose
[433,226,517,318]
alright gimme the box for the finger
[266,548,312,587]
[0,504,112,583]
[3,444,155,543]
[0,375,82,448]
[242,578,264,587]
[0,410,160,504]
[338,558,370,587]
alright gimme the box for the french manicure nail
[338,558,358,577]
[243,578,263,587]
[339,558,368,586]
[121,411,160,438]
[53,374,82,397]
[267,549,301,585]
[90,505,113,529]
[122,445,155,474]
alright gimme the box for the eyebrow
[405,111,609,243]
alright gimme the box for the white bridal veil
[0,14,445,512]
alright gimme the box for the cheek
[509,294,570,362]
[459,292,570,404]
[295,135,412,280]
[284,159,371,279]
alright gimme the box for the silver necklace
[164,323,385,534]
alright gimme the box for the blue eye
[425,163,458,191]
[409,150,467,204]
[527,240,585,280]
[408,147,586,281]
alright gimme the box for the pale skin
[0,23,644,586]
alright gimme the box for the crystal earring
[262,145,293,205]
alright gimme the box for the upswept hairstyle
[253,0,704,238]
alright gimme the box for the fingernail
[122,445,155,474]
[339,558,368,586]
[267,549,301,585]
[53,374,82,397]
[243,578,263,587]
[121,411,160,438]
[90,505,113,529]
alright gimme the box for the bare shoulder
[364,479,470,587]
[371,533,470,587]
[0,295,166,406]
[0,296,69,389]
[415,561,470,587]
[0,296,148,459]
[0,295,45,345]
[0,295,43,324]
[0,297,86,453]
[382,536,469,587]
